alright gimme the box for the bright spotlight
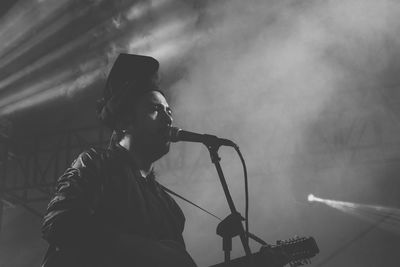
[308,194,315,202]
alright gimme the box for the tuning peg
[290,260,301,267]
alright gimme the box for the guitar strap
[159,184,268,246]
[159,184,222,221]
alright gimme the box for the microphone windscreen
[169,127,181,142]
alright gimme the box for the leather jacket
[41,144,196,267]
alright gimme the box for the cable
[160,184,222,221]
[232,143,249,245]
[161,182,268,246]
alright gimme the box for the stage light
[306,194,400,234]
[128,17,193,53]
[0,0,71,66]
[126,0,169,21]
[0,68,102,116]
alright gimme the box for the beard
[140,133,171,163]
[151,141,170,161]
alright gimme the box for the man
[41,54,197,267]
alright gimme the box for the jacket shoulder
[71,148,106,168]
[69,147,121,175]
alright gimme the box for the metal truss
[1,108,400,235]
[0,123,192,228]
[0,125,109,224]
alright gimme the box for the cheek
[140,114,158,132]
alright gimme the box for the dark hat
[97,53,162,129]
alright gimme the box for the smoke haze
[156,0,400,266]
[2,0,400,266]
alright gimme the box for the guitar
[209,236,319,267]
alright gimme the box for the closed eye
[151,104,172,116]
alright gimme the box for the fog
[1,0,400,266]
[156,0,400,266]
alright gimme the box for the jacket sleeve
[41,148,105,248]
[42,148,197,266]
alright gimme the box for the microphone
[169,127,235,147]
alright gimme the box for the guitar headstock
[271,236,319,267]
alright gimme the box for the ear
[114,120,125,132]
[114,114,135,130]
[117,120,137,137]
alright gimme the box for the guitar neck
[209,236,319,267]
[209,252,282,267]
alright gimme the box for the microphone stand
[206,143,252,264]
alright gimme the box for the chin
[161,142,171,156]
[151,142,170,162]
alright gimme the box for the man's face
[129,90,173,161]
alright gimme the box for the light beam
[307,194,400,235]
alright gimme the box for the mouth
[158,126,172,142]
